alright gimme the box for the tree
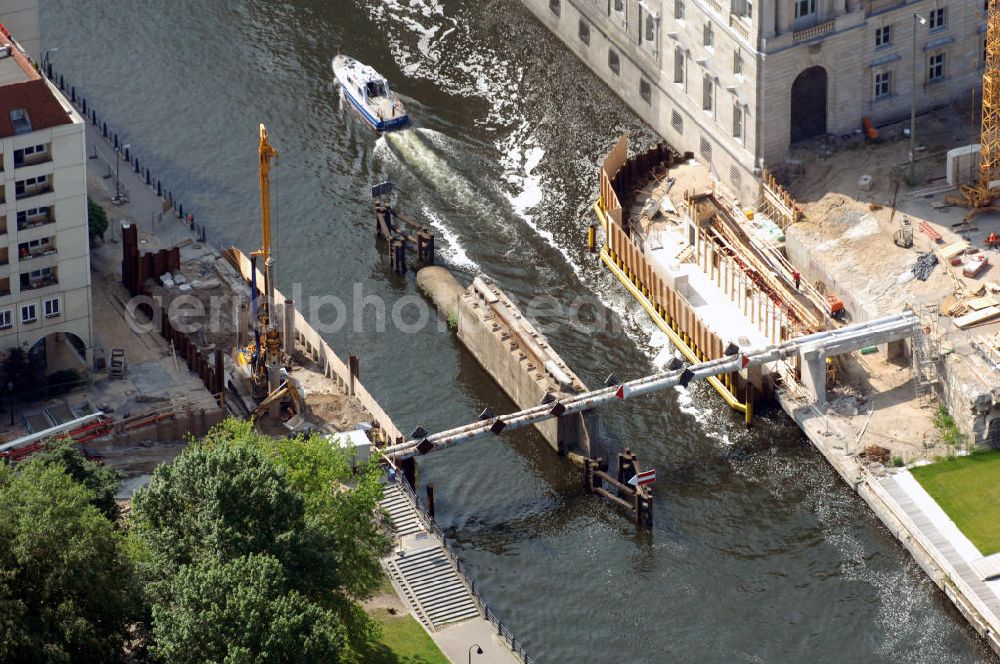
[1,347,40,399]
[0,463,139,663]
[149,554,345,664]
[87,196,108,241]
[131,420,391,660]
[200,419,390,598]
[25,439,122,521]
[131,442,323,585]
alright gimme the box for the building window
[20,303,36,324]
[874,70,892,98]
[928,52,945,82]
[0,309,10,329]
[702,74,714,112]
[671,110,684,133]
[731,0,752,18]
[732,101,743,138]
[675,0,685,20]
[640,78,652,104]
[9,108,31,135]
[875,25,892,49]
[700,136,713,161]
[794,0,815,19]
[44,297,60,318]
[674,46,685,84]
[928,8,945,31]
[612,0,626,28]
[703,23,714,47]
[578,19,590,45]
[608,48,621,75]
[734,51,743,75]
[549,0,560,16]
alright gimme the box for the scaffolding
[912,305,941,407]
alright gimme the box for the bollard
[58,74,64,90]
[114,133,119,149]
[46,62,52,78]
[70,86,75,103]
[146,168,151,185]
[124,146,129,162]
[179,204,184,219]
[134,157,140,173]
[157,180,162,197]
[81,98,87,114]
[102,121,107,138]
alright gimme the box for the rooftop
[0,31,73,137]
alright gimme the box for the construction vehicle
[233,125,283,409]
[947,0,1000,218]
[249,378,304,423]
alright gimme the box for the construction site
[0,121,402,494]
[580,0,1000,654]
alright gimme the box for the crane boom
[259,123,279,262]
[950,0,1000,217]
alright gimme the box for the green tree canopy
[87,196,108,241]
[149,554,345,664]
[0,462,138,663]
[131,419,391,661]
[26,439,122,521]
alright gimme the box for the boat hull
[333,55,409,132]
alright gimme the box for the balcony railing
[793,19,836,44]
[20,273,58,291]
[729,14,750,41]
[17,211,54,232]
[14,152,52,169]
[18,246,56,262]
[15,183,53,200]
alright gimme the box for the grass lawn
[352,608,449,664]
[911,451,1000,555]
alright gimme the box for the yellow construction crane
[950,0,1000,218]
[234,124,283,404]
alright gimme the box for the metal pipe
[383,312,917,460]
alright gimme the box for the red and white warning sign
[628,469,657,487]
[737,353,750,369]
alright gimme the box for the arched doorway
[27,331,87,378]
[790,66,828,144]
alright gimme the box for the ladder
[109,348,126,380]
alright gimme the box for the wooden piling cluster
[374,202,435,274]
[583,449,653,527]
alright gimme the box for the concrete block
[947,144,980,186]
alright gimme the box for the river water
[42,0,995,661]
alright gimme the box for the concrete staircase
[381,483,481,628]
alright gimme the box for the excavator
[232,124,298,420]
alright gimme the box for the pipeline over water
[384,313,918,460]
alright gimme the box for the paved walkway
[380,482,523,664]
[881,472,1000,620]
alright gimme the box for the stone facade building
[521,0,988,203]
[0,29,92,371]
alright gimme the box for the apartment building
[0,30,91,371]
[521,0,987,204]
